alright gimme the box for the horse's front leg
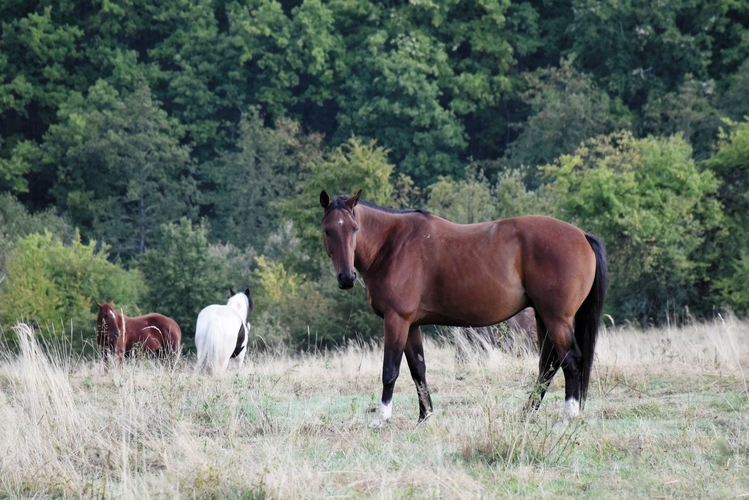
[369,314,409,428]
[404,325,433,424]
[116,340,126,365]
[100,346,110,372]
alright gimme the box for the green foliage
[0,140,35,193]
[33,78,197,260]
[425,165,554,224]
[426,168,497,224]
[702,120,749,313]
[250,256,381,351]
[334,28,467,184]
[202,110,323,250]
[277,136,395,267]
[0,230,142,335]
[719,58,749,122]
[545,131,721,323]
[642,75,723,160]
[0,193,73,276]
[506,59,633,184]
[568,0,738,107]
[139,219,245,344]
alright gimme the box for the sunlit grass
[0,316,748,498]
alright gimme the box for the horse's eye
[324,230,330,236]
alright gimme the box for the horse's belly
[420,280,528,327]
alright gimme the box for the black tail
[575,234,608,407]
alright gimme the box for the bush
[0,230,143,342]
[544,131,721,324]
[250,256,381,351]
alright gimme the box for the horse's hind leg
[404,325,433,424]
[524,316,560,414]
[529,314,583,420]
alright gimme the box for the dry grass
[0,315,748,499]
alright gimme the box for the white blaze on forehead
[337,218,344,226]
[110,310,117,321]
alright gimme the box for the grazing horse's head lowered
[96,302,122,345]
[320,189,361,289]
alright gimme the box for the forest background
[2,0,749,352]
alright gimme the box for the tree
[333,21,467,185]
[277,136,395,268]
[425,167,496,224]
[718,58,749,122]
[201,109,323,250]
[0,193,72,278]
[545,131,721,324]
[642,75,724,160]
[424,164,555,224]
[505,59,633,185]
[701,119,749,313]
[568,0,746,110]
[29,78,197,261]
[139,219,244,344]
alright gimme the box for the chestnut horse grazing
[320,190,607,428]
[96,303,182,366]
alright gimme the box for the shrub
[0,230,142,340]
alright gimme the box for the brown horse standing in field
[96,303,182,366]
[320,190,607,427]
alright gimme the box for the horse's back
[122,313,180,355]
[379,214,596,327]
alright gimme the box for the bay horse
[320,190,607,427]
[96,303,182,367]
[195,288,254,375]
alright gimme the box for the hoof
[415,412,432,429]
[368,416,386,429]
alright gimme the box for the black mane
[326,195,429,217]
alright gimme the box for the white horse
[195,288,254,374]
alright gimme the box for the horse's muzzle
[338,271,356,289]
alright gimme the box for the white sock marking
[368,400,393,428]
[564,397,580,418]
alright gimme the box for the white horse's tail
[196,315,219,375]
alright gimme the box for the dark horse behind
[320,190,607,427]
[96,302,182,367]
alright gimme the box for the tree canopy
[3,0,749,346]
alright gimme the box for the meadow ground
[0,315,747,499]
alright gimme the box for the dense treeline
[1,0,749,350]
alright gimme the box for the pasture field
[0,317,748,499]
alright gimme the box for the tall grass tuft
[0,323,98,494]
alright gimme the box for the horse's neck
[355,206,405,275]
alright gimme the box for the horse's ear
[246,289,255,315]
[96,302,103,309]
[320,190,331,209]
[346,190,361,210]
[230,288,235,297]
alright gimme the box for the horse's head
[320,190,361,289]
[228,288,255,323]
[96,302,121,342]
